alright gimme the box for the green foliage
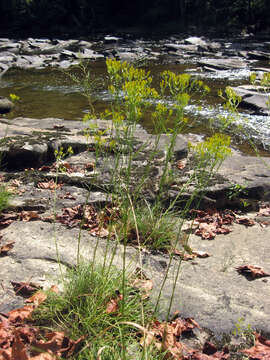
[115,203,177,250]
[33,263,155,359]
[1,0,269,34]
[0,186,10,213]
[227,183,248,201]
[190,133,231,170]
[232,317,255,345]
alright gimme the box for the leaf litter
[1,278,270,359]
[191,208,255,239]
[0,285,85,360]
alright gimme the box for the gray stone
[164,43,198,52]
[1,218,270,336]
[0,97,14,114]
[184,36,208,48]
[232,85,270,115]
[198,58,247,71]
[247,51,270,61]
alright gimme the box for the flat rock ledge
[1,117,270,337]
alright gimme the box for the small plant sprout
[227,182,248,201]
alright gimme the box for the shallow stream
[1,58,269,155]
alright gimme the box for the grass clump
[114,202,177,251]
[0,185,11,213]
[33,263,157,359]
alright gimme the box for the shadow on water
[0,59,269,156]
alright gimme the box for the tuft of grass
[33,263,158,359]
[114,202,178,251]
[0,186,11,213]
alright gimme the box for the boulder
[0,97,14,114]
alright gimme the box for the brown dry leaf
[192,209,234,239]
[241,332,270,359]
[37,180,62,190]
[49,285,59,294]
[195,222,217,239]
[0,242,15,256]
[33,331,84,358]
[26,291,47,307]
[89,227,109,238]
[0,213,18,229]
[8,305,34,323]
[30,354,56,360]
[84,162,95,171]
[0,320,13,351]
[10,179,22,187]
[235,217,255,226]
[11,330,28,360]
[38,165,53,172]
[236,265,270,279]
[192,251,210,258]
[106,294,123,314]
[58,192,76,200]
[20,211,41,222]
[172,249,210,260]
[177,159,187,170]
[258,206,270,217]
[0,348,12,360]
[172,249,196,260]
[132,278,153,299]
[11,282,42,297]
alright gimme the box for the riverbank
[0,117,270,336]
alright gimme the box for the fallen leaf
[26,291,47,306]
[0,213,18,229]
[258,206,270,217]
[32,332,84,358]
[236,265,270,279]
[0,348,12,359]
[235,217,255,226]
[172,249,210,260]
[84,162,95,171]
[0,242,15,256]
[12,330,28,360]
[58,192,76,200]
[20,211,41,222]
[192,250,210,258]
[132,278,153,299]
[241,332,270,359]
[8,305,34,323]
[30,354,56,360]
[106,293,123,314]
[195,222,217,239]
[89,227,109,238]
[38,165,53,172]
[37,180,62,190]
[11,282,42,297]
[172,249,196,260]
[49,285,59,294]
[177,159,187,170]
[10,179,22,187]
[32,331,65,354]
